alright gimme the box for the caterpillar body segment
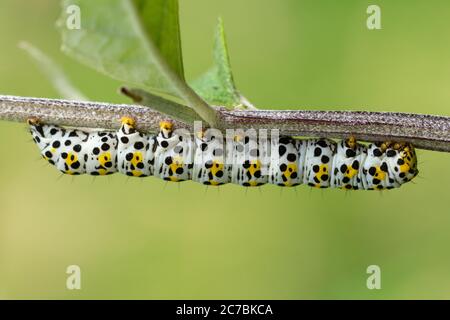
[28,118,418,190]
[331,139,367,190]
[117,117,154,177]
[231,134,269,187]
[268,136,306,187]
[193,131,231,186]
[303,138,335,188]
[153,126,194,182]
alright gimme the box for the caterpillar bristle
[27,118,419,191]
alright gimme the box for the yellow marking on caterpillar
[159,121,173,131]
[97,152,112,175]
[315,164,329,187]
[196,129,206,139]
[168,156,183,182]
[247,160,262,186]
[210,161,224,176]
[347,136,357,149]
[374,166,386,180]
[399,147,416,173]
[121,116,135,126]
[282,163,298,186]
[346,166,358,179]
[234,135,243,142]
[209,161,224,185]
[159,120,174,139]
[248,160,261,176]
[131,171,143,177]
[130,152,144,177]
[64,152,78,175]
[27,117,40,126]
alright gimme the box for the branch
[0,94,191,131]
[0,94,449,152]
[218,109,450,153]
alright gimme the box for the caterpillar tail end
[27,117,40,126]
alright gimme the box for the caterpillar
[27,117,418,190]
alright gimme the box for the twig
[0,95,190,131]
[0,94,449,152]
[218,109,450,153]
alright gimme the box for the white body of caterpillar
[28,117,418,190]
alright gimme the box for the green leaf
[131,0,184,80]
[58,0,184,101]
[191,18,255,109]
[59,0,218,125]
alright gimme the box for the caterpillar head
[386,142,418,183]
[27,117,40,126]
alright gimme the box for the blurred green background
[0,0,449,299]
